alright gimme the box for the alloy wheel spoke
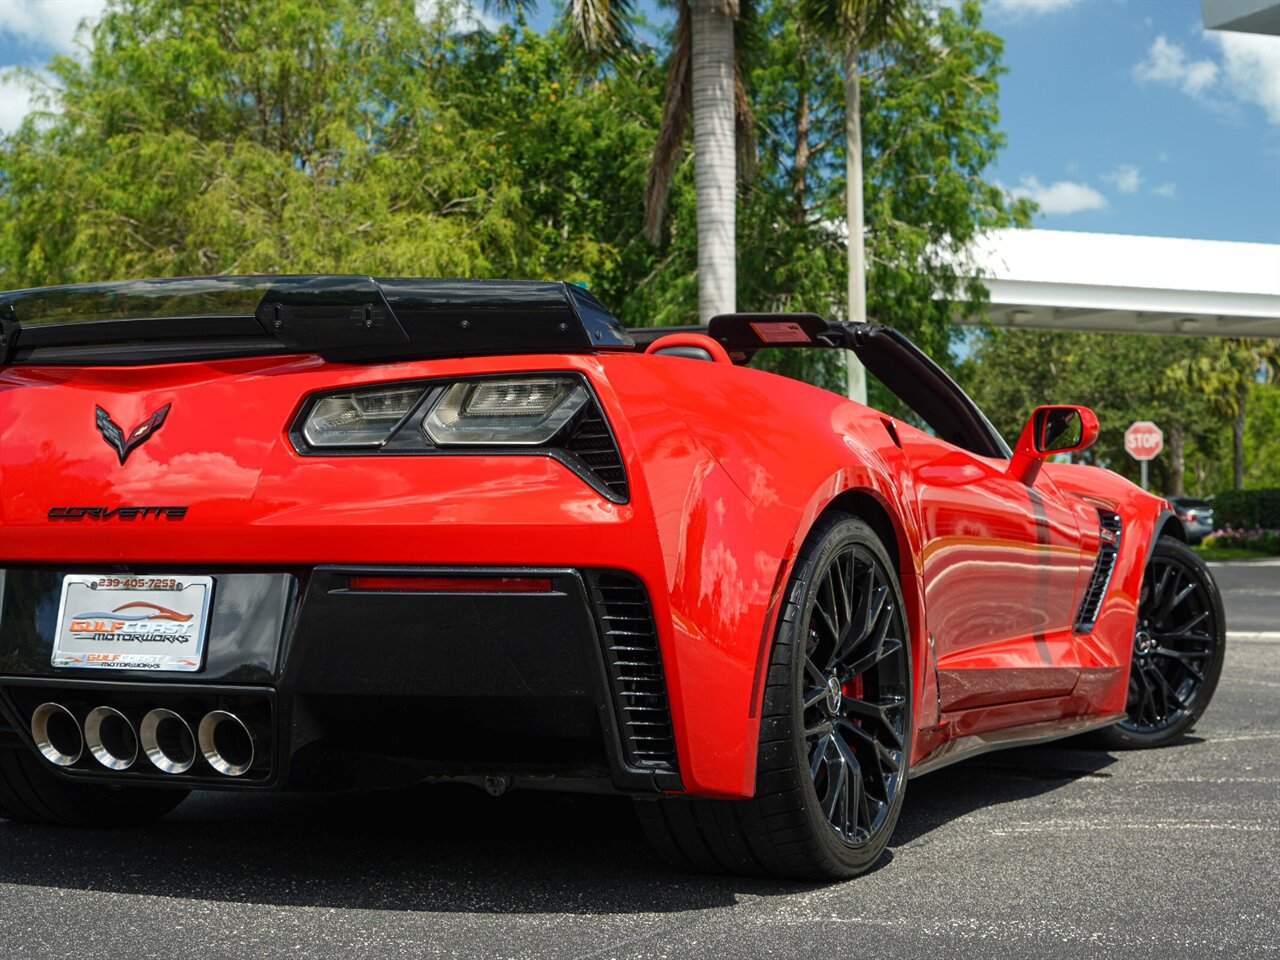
[844,630,900,680]
[822,750,847,825]
[832,556,854,631]
[843,698,905,752]
[812,603,840,649]
[1155,564,1184,621]
[1151,563,1174,616]
[1162,610,1209,636]
[1131,662,1158,725]
[804,683,830,711]
[1154,648,1206,682]
[809,735,831,780]
[832,733,874,826]
[852,574,884,647]
[875,740,902,775]
[1147,663,1187,712]
[805,718,834,739]
[1168,581,1197,615]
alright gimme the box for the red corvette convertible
[0,277,1225,879]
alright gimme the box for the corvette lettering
[47,506,188,521]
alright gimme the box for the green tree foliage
[0,0,1025,380]
[961,328,1280,496]
[0,0,670,292]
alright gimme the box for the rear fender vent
[1074,511,1121,633]
[558,399,629,503]
[587,572,678,774]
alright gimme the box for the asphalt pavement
[1,560,1276,960]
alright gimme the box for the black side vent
[588,573,678,773]
[1075,511,1122,633]
[560,399,629,503]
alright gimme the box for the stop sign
[1125,421,1164,461]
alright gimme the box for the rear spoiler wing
[0,275,633,366]
[633,312,1012,460]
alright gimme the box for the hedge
[1211,488,1280,529]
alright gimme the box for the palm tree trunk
[1168,421,1184,496]
[1233,381,1247,489]
[843,44,867,404]
[691,0,736,321]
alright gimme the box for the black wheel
[1098,535,1226,749]
[0,743,188,827]
[636,513,912,879]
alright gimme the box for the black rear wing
[632,312,1011,460]
[0,275,633,366]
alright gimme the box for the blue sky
[1,0,1277,243]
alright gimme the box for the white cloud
[1134,32,1280,125]
[1152,182,1177,198]
[415,0,501,32]
[0,70,42,135]
[1134,35,1219,97]
[1211,31,1280,124]
[1102,164,1144,194]
[0,0,104,53]
[1006,175,1108,216]
[988,0,1078,17]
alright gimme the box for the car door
[893,424,1090,712]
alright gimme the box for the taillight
[289,373,629,502]
[301,386,427,447]
[422,378,587,445]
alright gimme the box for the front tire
[0,743,188,827]
[636,513,912,879]
[1098,535,1226,749]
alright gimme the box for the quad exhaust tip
[84,705,139,771]
[140,708,196,775]
[30,702,83,767]
[198,710,255,778]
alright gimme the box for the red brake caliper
[844,674,864,722]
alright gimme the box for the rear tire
[0,743,188,827]
[636,514,912,880]
[1097,535,1226,750]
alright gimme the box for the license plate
[52,575,213,672]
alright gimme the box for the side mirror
[1008,405,1098,483]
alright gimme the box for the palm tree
[486,0,753,321]
[1168,338,1280,490]
[798,0,913,402]
[644,1,755,320]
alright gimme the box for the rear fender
[599,356,926,797]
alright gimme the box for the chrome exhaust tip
[198,710,255,777]
[84,706,139,770]
[30,702,83,767]
[140,708,196,775]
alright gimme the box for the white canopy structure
[959,229,1280,340]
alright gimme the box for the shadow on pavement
[893,741,1120,847]
[0,742,1134,915]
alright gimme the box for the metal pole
[1140,459,1148,491]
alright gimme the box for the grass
[1193,544,1271,562]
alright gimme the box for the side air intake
[1074,511,1121,633]
[587,573,678,773]
[561,401,629,503]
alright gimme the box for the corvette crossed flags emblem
[94,403,171,465]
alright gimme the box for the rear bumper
[0,566,682,795]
